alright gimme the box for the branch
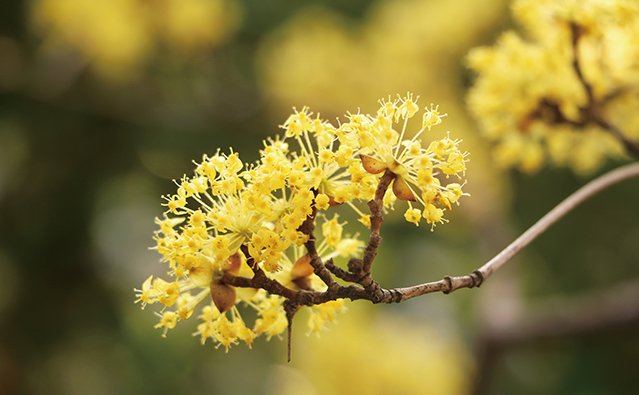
[393,162,639,301]
[228,163,639,304]
[569,22,594,104]
[221,162,638,361]
[522,22,639,159]
[355,171,395,301]
[568,21,639,159]
[472,278,639,395]
[594,116,639,159]
[299,203,335,288]
[362,171,395,274]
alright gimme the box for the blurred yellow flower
[272,306,472,395]
[257,0,505,115]
[467,0,639,174]
[30,0,242,81]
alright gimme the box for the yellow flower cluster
[349,94,468,228]
[137,215,360,349]
[135,93,468,349]
[467,0,639,174]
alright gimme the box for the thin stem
[362,171,395,274]
[594,117,639,159]
[395,162,639,301]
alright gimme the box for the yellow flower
[154,311,179,337]
[467,0,639,173]
[404,207,421,226]
[134,275,160,308]
[321,214,344,248]
[342,93,469,227]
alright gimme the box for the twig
[569,22,594,104]
[357,171,395,301]
[394,162,639,301]
[284,300,298,362]
[300,203,335,288]
[594,117,639,159]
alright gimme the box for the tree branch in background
[521,22,639,160]
[569,21,639,159]
[471,278,639,395]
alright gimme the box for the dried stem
[284,300,298,362]
[357,170,395,300]
[569,22,594,104]
[300,203,335,288]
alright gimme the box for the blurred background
[1,0,639,394]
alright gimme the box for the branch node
[471,270,485,288]
[443,276,453,294]
[347,258,363,274]
[391,288,403,303]
[369,286,383,303]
